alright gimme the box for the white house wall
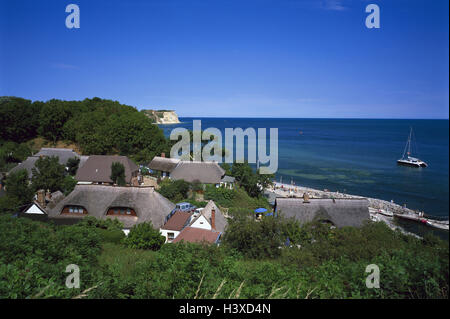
[190,215,212,230]
[160,228,180,243]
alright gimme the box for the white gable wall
[24,204,46,215]
[190,215,211,230]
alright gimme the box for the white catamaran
[397,127,428,168]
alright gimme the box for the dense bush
[75,217,125,244]
[204,185,270,210]
[0,215,102,298]
[222,215,303,259]
[123,222,165,250]
[91,220,449,299]
[0,213,447,299]
[157,179,191,203]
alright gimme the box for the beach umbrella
[254,208,267,213]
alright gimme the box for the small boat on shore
[397,127,427,167]
[369,207,393,217]
[378,209,394,217]
[394,213,449,231]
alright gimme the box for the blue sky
[0,0,448,118]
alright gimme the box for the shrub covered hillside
[0,214,448,299]
[0,96,170,164]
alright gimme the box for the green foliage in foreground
[0,215,448,299]
[0,215,102,298]
[123,222,165,251]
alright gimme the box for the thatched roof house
[47,185,175,229]
[148,156,225,184]
[170,161,225,184]
[148,156,180,173]
[274,197,370,228]
[75,155,139,185]
[9,148,89,179]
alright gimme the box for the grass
[98,242,156,278]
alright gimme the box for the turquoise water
[160,118,449,219]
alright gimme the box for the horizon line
[176,116,450,120]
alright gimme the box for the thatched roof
[274,197,369,228]
[170,161,225,184]
[194,200,228,233]
[9,148,88,179]
[46,191,65,210]
[47,185,175,229]
[75,155,139,184]
[35,148,89,167]
[148,156,180,172]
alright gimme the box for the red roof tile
[172,227,220,244]
[162,211,192,231]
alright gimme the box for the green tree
[123,222,166,250]
[157,179,190,202]
[38,100,73,143]
[222,215,283,259]
[1,169,33,213]
[110,162,126,186]
[61,175,77,195]
[31,156,66,192]
[230,162,274,198]
[0,97,42,142]
[66,157,80,176]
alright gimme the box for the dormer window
[107,207,136,216]
[62,205,87,215]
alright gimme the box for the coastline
[265,181,448,238]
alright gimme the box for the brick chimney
[161,152,165,158]
[211,209,216,230]
[37,189,46,208]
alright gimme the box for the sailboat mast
[407,127,412,156]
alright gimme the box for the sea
[159,118,449,221]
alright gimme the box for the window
[63,206,85,214]
[168,232,175,241]
[107,207,136,216]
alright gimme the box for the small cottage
[75,155,140,186]
[148,155,225,184]
[47,185,175,233]
[274,197,370,228]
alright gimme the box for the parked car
[164,202,197,223]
